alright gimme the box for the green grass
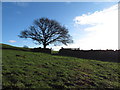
[1,44,120,89]
[1,43,30,51]
[51,50,59,54]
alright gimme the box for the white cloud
[74,5,117,26]
[8,40,16,43]
[72,4,118,50]
[52,4,118,51]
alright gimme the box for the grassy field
[1,44,120,89]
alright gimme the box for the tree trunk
[43,44,46,49]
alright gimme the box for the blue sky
[2,2,118,50]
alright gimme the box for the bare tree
[18,17,73,48]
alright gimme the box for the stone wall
[31,47,51,54]
[59,48,120,62]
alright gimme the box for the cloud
[52,4,118,51]
[8,40,16,43]
[72,4,118,50]
[74,5,117,26]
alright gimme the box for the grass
[1,44,120,89]
[51,50,59,54]
[1,43,30,51]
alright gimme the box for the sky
[2,2,118,50]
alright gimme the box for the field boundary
[58,48,120,62]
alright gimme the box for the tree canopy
[18,17,73,48]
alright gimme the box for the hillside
[1,44,120,89]
[1,44,30,51]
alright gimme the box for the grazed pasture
[1,44,120,89]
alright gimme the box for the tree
[18,17,73,48]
